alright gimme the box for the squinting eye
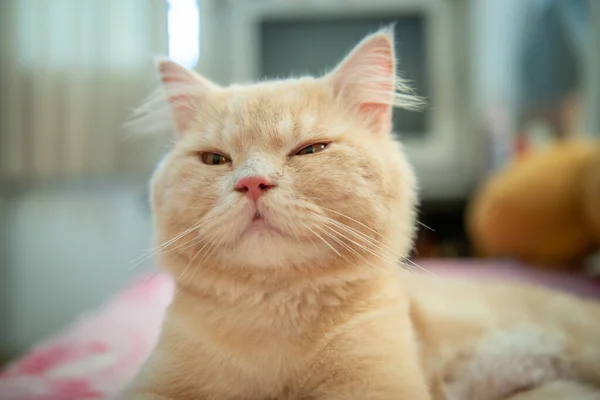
[200,152,230,165]
[295,143,329,156]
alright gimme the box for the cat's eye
[294,143,329,156]
[200,152,230,165]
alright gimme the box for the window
[166,0,200,69]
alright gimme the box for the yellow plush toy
[467,139,600,268]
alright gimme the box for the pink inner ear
[352,51,394,133]
[156,60,222,135]
[359,103,389,115]
[161,75,184,84]
[157,60,204,135]
[170,94,197,134]
[329,32,397,133]
[374,50,394,75]
[359,103,392,133]
[158,61,195,85]
[363,55,393,132]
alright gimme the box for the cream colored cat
[123,29,600,400]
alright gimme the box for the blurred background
[0,0,599,364]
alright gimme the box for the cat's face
[145,29,419,273]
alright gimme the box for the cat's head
[135,28,421,277]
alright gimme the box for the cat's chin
[242,216,288,238]
[217,232,330,270]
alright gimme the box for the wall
[0,0,169,359]
[469,0,534,169]
[0,0,548,361]
[0,183,156,357]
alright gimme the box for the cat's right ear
[325,28,423,134]
[157,59,220,134]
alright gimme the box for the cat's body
[128,268,600,400]
[408,274,600,399]
[123,29,600,399]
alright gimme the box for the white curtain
[0,0,169,181]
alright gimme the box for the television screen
[260,16,429,138]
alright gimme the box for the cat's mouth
[245,209,287,237]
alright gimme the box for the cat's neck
[163,254,401,338]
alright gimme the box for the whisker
[128,233,203,272]
[180,238,217,291]
[313,225,356,257]
[173,235,205,258]
[317,205,394,246]
[316,214,398,257]
[319,223,398,265]
[183,233,225,289]
[129,214,221,271]
[175,237,213,291]
[417,221,435,231]
[300,221,341,257]
[397,259,419,274]
[137,213,223,260]
[130,222,202,266]
[309,211,401,261]
[313,212,434,276]
[402,257,435,276]
[314,225,381,271]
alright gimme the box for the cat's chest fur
[167,314,306,399]
[166,287,331,399]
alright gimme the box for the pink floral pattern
[0,273,174,400]
[0,261,598,399]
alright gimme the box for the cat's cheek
[287,155,355,201]
[152,157,220,228]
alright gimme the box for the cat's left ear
[157,59,220,135]
[326,28,420,134]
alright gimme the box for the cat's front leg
[120,338,208,400]
[503,380,600,400]
[309,367,430,400]
[307,354,430,400]
[119,385,185,400]
[305,309,430,400]
[121,394,176,400]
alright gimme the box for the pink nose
[235,176,276,201]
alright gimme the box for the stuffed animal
[466,139,600,269]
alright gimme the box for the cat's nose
[235,176,277,201]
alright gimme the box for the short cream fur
[123,29,600,400]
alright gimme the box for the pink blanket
[1,260,599,399]
[0,273,173,400]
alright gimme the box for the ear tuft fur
[125,58,220,136]
[327,27,425,133]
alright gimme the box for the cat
[122,28,600,400]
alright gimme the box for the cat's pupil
[297,143,327,156]
[201,152,228,165]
